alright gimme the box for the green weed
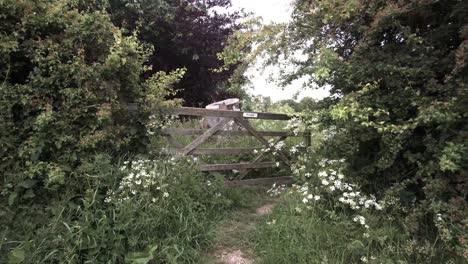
[254,192,464,264]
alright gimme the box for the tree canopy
[109,0,244,106]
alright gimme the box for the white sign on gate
[243,112,258,118]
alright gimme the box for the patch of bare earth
[255,203,275,216]
[213,247,254,264]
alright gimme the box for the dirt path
[200,187,276,264]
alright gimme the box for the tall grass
[1,155,237,263]
[254,192,461,264]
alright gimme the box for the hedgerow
[235,0,468,261]
[0,1,225,262]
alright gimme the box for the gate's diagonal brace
[163,134,208,164]
[234,117,289,182]
[181,118,231,156]
[234,117,290,165]
[236,135,288,180]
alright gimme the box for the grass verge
[254,192,464,264]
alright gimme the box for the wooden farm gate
[160,107,310,186]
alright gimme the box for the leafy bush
[233,0,468,259]
[0,1,224,262]
[256,157,463,263]
[0,0,181,206]
[2,155,230,263]
[304,92,467,258]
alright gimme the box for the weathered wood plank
[168,147,262,155]
[127,105,292,120]
[162,107,291,120]
[199,162,286,171]
[161,129,306,137]
[304,130,311,147]
[166,147,306,155]
[224,176,293,186]
[165,147,306,155]
[182,118,231,156]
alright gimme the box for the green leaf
[8,248,25,264]
[125,245,158,264]
[23,189,36,199]
[19,180,37,189]
[8,192,17,206]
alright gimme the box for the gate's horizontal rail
[166,147,306,155]
[168,147,260,155]
[199,162,287,171]
[225,176,293,186]
[161,128,306,137]
[162,107,291,120]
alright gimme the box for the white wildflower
[318,171,327,177]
